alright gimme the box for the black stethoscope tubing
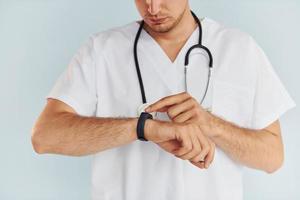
[133,10,213,105]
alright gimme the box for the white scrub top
[46,17,296,200]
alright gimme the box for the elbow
[31,125,46,154]
[265,162,283,174]
[265,152,284,174]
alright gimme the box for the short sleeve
[250,37,296,129]
[46,36,98,116]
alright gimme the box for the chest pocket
[211,79,254,128]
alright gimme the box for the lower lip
[148,17,168,25]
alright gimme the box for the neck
[143,8,198,44]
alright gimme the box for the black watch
[136,112,153,141]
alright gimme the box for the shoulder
[204,18,266,88]
[88,21,137,51]
[205,17,265,71]
[204,17,257,50]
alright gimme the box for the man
[31,0,296,200]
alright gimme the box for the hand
[145,92,213,136]
[145,92,216,168]
[145,120,215,169]
[159,122,215,169]
[156,136,215,169]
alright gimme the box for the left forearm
[203,113,284,173]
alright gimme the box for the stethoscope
[134,10,213,116]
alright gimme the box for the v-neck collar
[131,18,208,93]
[140,25,198,66]
[133,19,206,66]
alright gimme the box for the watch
[136,112,153,141]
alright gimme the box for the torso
[90,18,258,200]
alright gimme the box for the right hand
[144,120,215,169]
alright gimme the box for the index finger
[145,92,191,112]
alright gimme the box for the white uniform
[46,17,296,200]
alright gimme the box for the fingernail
[145,107,150,112]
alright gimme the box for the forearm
[32,112,138,156]
[203,113,283,173]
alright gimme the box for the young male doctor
[31,0,296,199]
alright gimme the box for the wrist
[144,119,177,142]
[132,118,139,141]
[148,119,178,143]
[144,119,156,141]
[200,112,216,138]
